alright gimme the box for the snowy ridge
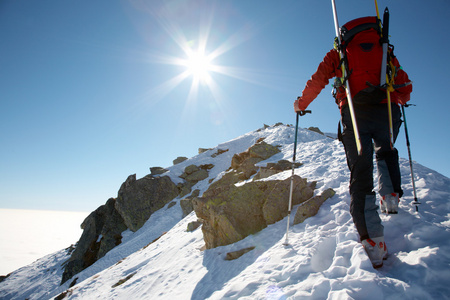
[1,124,449,299]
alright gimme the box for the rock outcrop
[178,164,213,198]
[149,167,168,175]
[307,126,324,135]
[294,188,336,225]
[61,198,127,284]
[193,174,315,249]
[173,156,188,165]
[230,139,281,181]
[60,126,333,285]
[115,174,179,231]
[253,159,302,180]
[191,137,336,249]
[225,247,256,260]
[61,173,179,284]
[180,189,200,217]
[192,139,318,249]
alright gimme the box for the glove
[294,96,307,113]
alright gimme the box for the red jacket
[297,48,412,111]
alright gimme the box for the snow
[1,124,449,300]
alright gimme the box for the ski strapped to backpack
[376,4,395,149]
[331,0,362,156]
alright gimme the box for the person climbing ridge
[293,13,412,268]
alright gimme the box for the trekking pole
[402,104,421,212]
[284,108,311,246]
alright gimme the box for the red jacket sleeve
[391,56,412,105]
[297,49,341,110]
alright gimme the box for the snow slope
[1,124,449,300]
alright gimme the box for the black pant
[341,103,402,240]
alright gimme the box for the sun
[142,5,259,109]
[186,51,212,81]
[183,49,213,83]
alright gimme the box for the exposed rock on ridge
[194,174,316,249]
[294,188,336,225]
[193,139,318,249]
[61,157,216,285]
[61,198,127,284]
[115,174,179,232]
[62,172,180,284]
[59,123,334,286]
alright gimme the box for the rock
[180,198,194,217]
[225,246,256,260]
[308,127,324,135]
[187,220,203,232]
[173,156,188,165]
[62,173,182,283]
[249,142,279,159]
[184,164,200,175]
[253,167,279,180]
[0,274,10,284]
[179,165,210,189]
[231,152,245,170]
[230,140,281,181]
[198,148,212,154]
[193,182,265,248]
[262,176,315,225]
[257,123,283,132]
[191,141,292,249]
[186,169,208,182]
[200,164,214,170]
[180,190,200,217]
[211,148,229,158]
[61,198,127,284]
[293,188,336,225]
[193,175,315,249]
[177,182,194,198]
[115,174,179,232]
[239,157,262,180]
[112,272,136,288]
[253,160,303,180]
[122,174,136,188]
[191,189,201,198]
[267,160,297,171]
[192,138,314,250]
[150,167,168,175]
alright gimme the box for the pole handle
[298,110,312,116]
[403,103,416,108]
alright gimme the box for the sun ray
[208,22,257,61]
[130,70,190,119]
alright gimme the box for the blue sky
[1,0,449,212]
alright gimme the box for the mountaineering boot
[380,193,399,214]
[362,236,388,268]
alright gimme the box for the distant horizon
[0,209,86,275]
[0,207,90,213]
